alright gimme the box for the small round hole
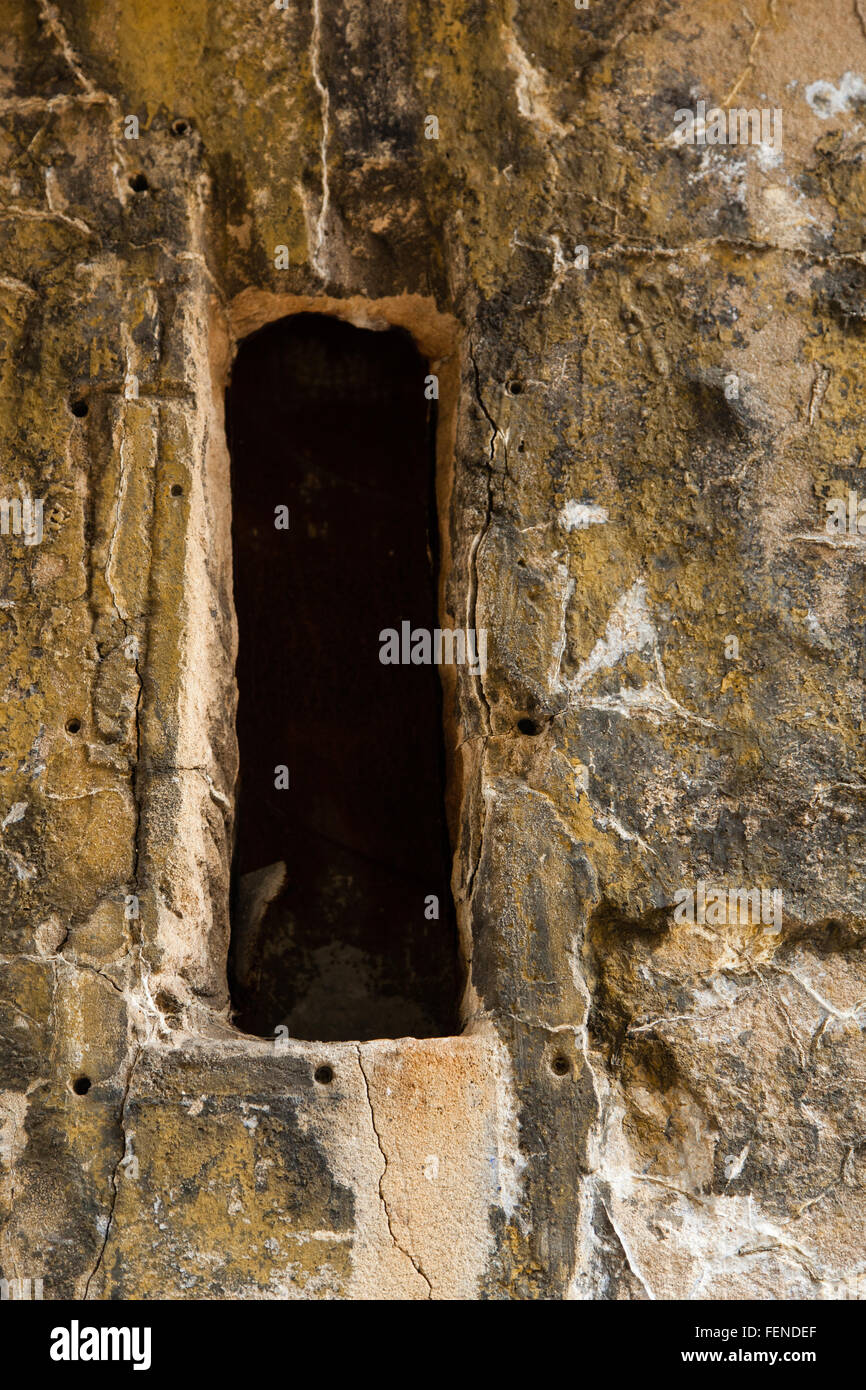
[65,717,82,735]
[551,1055,571,1077]
[171,119,189,136]
[170,483,183,497]
[72,1075,91,1095]
[517,717,541,736]
[69,398,88,418]
[314,1065,334,1085]
[507,379,524,395]
[129,172,149,193]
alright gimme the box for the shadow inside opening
[226,313,460,1042]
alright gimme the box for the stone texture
[0,0,865,1299]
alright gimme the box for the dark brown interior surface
[226,313,459,1041]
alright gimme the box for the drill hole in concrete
[517,717,542,736]
[507,379,524,396]
[72,1076,92,1095]
[314,1065,334,1085]
[69,398,88,418]
[129,172,149,193]
[171,119,189,136]
[551,1055,571,1077]
[65,717,82,735]
[170,483,184,497]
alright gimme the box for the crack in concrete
[598,1192,655,1300]
[37,0,94,95]
[100,394,152,957]
[83,1041,142,1298]
[309,0,331,278]
[35,0,129,201]
[59,954,126,997]
[356,1047,433,1298]
[178,766,232,814]
[462,342,497,922]
[469,342,500,467]
[592,234,866,267]
[0,203,96,239]
[472,1006,583,1038]
[0,91,109,117]
[105,413,132,628]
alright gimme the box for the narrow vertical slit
[226,312,459,1041]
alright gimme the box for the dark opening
[226,313,459,1042]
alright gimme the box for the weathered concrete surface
[1,0,865,1298]
[95,1036,505,1300]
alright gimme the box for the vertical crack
[357,1048,433,1299]
[470,341,500,465]
[463,344,496,912]
[83,1042,142,1298]
[467,343,495,730]
[104,401,148,936]
[309,0,331,278]
[78,387,153,1297]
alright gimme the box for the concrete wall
[1,0,865,1299]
